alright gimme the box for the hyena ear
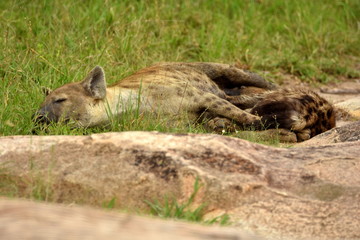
[82,66,107,99]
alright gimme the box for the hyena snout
[32,112,49,125]
[33,107,62,125]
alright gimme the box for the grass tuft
[144,178,230,225]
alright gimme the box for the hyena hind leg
[200,93,263,129]
[185,62,277,91]
[204,117,237,133]
[204,117,298,143]
[226,94,266,109]
[295,129,311,142]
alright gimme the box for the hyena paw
[273,129,298,143]
[295,129,311,142]
[205,117,237,133]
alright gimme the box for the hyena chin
[34,62,335,142]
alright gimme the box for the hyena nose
[32,111,51,125]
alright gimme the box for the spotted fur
[247,88,336,141]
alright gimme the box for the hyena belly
[250,89,336,141]
[118,64,265,127]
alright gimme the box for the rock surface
[297,120,360,146]
[1,132,360,240]
[318,80,360,127]
[0,198,261,240]
[335,97,360,119]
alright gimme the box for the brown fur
[34,62,335,142]
[249,89,336,141]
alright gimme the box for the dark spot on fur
[304,115,310,121]
[308,107,313,114]
[216,101,225,106]
[225,107,232,111]
[327,109,333,118]
[313,125,325,135]
[318,111,325,119]
[187,91,194,97]
[326,122,333,129]
[300,95,315,105]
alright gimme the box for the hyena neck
[103,86,141,116]
[87,87,140,127]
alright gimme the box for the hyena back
[35,62,335,142]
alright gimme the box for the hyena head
[34,66,107,127]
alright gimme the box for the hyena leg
[204,117,237,133]
[184,62,277,90]
[265,129,298,143]
[295,129,311,142]
[204,117,298,143]
[225,94,266,109]
[200,93,263,129]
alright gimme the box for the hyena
[34,62,335,142]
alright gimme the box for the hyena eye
[54,98,67,104]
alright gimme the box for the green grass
[145,178,230,225]
[0,0,359,137]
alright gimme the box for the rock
[298,120,360,146]
[1,132,360,240]
[317,81,360,126]
[318,80,360,105]
[0,198,261,240]
[334,97,360,119]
